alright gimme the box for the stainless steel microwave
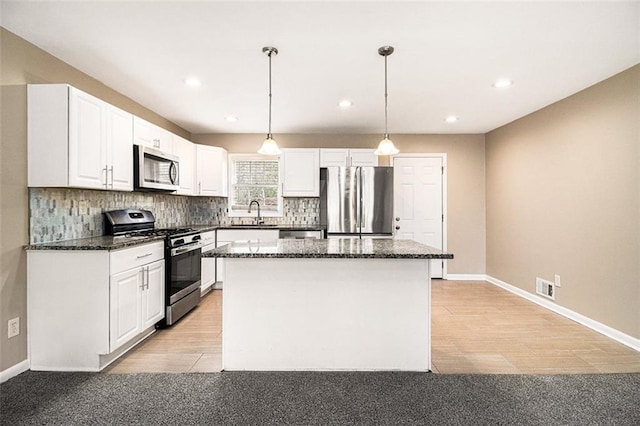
[134,145,179,191]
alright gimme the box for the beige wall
[486,64,640,339]
[194,133,487,275]
[0,28,191,371]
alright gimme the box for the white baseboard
[446,274,488,281]
[485,275,640,353]
[0,359,29,383]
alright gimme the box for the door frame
[391,153,448,279]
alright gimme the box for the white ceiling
[2,1,639,135]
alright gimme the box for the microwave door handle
[169,161,178,185]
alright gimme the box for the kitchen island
[204,238,453,372]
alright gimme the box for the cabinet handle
[145,266,150,290]
[136,253,153,259]
[102,167,108,188]
[140,269,146,289]
[199,182,202,195]
[108,166,114,188]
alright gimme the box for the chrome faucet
[248,200,263,225]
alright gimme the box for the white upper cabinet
[349,149,379,166]
[174,136,197,196]
[281,148,320,197]
[133,116,174,154]
[106,106,135,191]
[319,148,378,167]
[28,84,133,191]
[196,144,228,197]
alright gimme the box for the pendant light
[375,45,399,156]
[258,46,281,155]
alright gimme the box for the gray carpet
[1,371,639,425]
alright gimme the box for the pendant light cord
[384,53,389,139]
[267,51,273,138]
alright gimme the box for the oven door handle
[171,243,202,256]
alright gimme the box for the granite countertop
[215,224,325,231]
[203,238,453,260]
[24,235,166,251]
[25,224,325,251]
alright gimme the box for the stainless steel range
[104,209,202,326]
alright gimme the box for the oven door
[169,243,202,305]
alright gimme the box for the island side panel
[222,257,431,371]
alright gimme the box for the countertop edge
[203,253,454,260]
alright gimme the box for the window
[228,154,282,217]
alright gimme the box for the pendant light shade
[258,46,281,155]
[258,135,281,155]
[375,46,399,156]
[375,136,399,156]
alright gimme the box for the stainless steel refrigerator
[320,167,394,238]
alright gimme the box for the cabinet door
[319,149,349,167]
[134,117,174,154]
[110,267,142,351]
[175,136,196,195]
[68,88,107,189]
[215,240,230,286]
[200,231,217,291]
[349,149,378,166]
[281,148,320,196]
[201,243,217,291]
[196,145,228,196]
[106,106,134,191]
[141,260,165,329]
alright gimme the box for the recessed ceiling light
[493,78,513,88]
[445,116,459,123]
[338,100,353,109]
[225,115,238,122]
[184,77,201,88]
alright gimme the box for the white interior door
[393,156,445,278]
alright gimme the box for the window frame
[227,153,283,218]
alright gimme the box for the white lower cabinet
[200,231,217,293]
[109,258,164,352]
[27,241,165,371]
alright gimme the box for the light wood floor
[104,281,640,374]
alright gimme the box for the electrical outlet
[8,317,20,338]
[554,274,561,287]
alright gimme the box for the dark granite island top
[203,238,453,260]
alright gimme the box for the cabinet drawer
[110,241,164,275]
[200,230,216,246]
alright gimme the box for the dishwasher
[279,230,324,239]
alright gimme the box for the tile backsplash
[29,188,320,244]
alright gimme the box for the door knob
[395,226,400,230]
[395,217,400,221]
